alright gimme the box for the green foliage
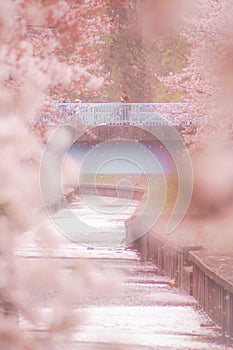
[157,36,188,74]
[153,82,183,103]
[99,3,188,103]
[99,3,153,102]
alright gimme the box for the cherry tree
[159,0,233,146]
[156,0,233,228]
[0,1,113,348]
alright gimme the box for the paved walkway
[20,197,229,349]
[72,256,227,349]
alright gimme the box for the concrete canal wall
[45,184,144,214]
[75,183,144,201]
[45,187,75,214]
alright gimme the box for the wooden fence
[126,216,233,340]
[190,251,233,340]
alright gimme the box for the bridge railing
[52,103,190,126]
[34,103,204,127]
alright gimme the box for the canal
[49,195,228,349]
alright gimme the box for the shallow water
[49,197,229,349]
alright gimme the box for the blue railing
[34,103,202,127]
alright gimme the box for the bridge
[34,102,200,127]
[36,103,196,177]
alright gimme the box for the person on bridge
[121,91,130,103]
[120,91,131,125]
